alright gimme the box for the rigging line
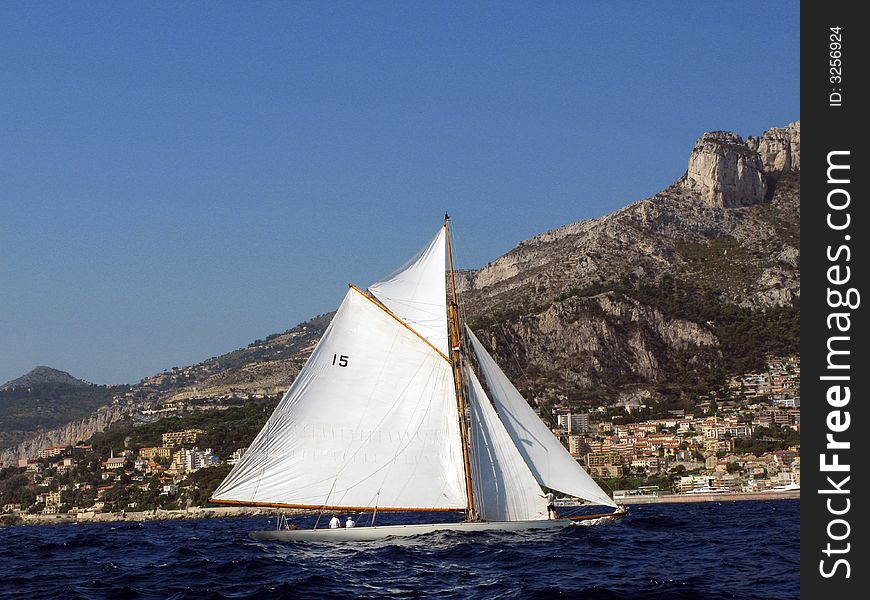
[350,285,450,362]
[492,325,539,398]
[466,330,551,452]
[314,477,338,530]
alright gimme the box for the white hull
[250,519,573,542]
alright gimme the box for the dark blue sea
[1,500,798,599]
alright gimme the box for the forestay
[211,288,467,510]
[368,227,450,357]
[465,327,617,508]
[466,367,548,522]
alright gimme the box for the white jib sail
[466,366,548,522]
[368,227,450,357]
[466,327,617,508]
[211,287,467,510]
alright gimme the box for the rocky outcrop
[682,131,767,207]
[0,405,128,465]
[476,293,721,390]
[679,121,800,207]
[748,121,800,174]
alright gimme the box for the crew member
[545,491,558,519]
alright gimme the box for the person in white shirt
[328,514,341,528]
[345,516,356,528]
[544,491,558,519]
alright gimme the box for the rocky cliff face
[677,121,799,208]
[0,405,128,465]
[748,121,800,174]
[681,132,767,207]
[474,293,721,389]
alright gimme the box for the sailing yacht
[210,216,624,541]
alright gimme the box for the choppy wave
[0,500,798,599]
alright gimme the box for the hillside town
[1,355,799,520]
[552,355,800,498]
[1,427,245,519]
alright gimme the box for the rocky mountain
[1,366,92,391]
[0,121,799,463]
[0,367,118,450]
[0,405,128,465]
[458,121,799,406]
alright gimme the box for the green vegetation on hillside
[470,268,799,402]
[0,384,120,447]
[674,236,762,289]
[208,313,333,372]
[88,399,279,459]
[734,425,801,456]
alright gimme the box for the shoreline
[1,505,314,527]
[2,490,800,526]
[616,489,800,504]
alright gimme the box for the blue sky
[0,2,799,385]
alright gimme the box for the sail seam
[349,284,451,363]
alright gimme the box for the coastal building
[629,456,667,474]
[71,444,93,456]
[171,447,216,473]
[557,412,591,434]
[585,452,624,477]
[162,429,205,447]
[677,475,714,493]
[38,445,67,459]
[704,438,733,453]
[773,397,800,408]
[96,486,114,499]
[103,456,128,470]
[568,436,591,457]
[54,456,75,474]
[36,491,61,507]
[138,446,173,460]
[227,448,247,465]
[702,423,752,440]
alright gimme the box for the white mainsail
[368,227,450,356]
[465,326,617,508]
[211,287,467,510]
[466,366,548,522]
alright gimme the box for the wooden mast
[445,214,475,517]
